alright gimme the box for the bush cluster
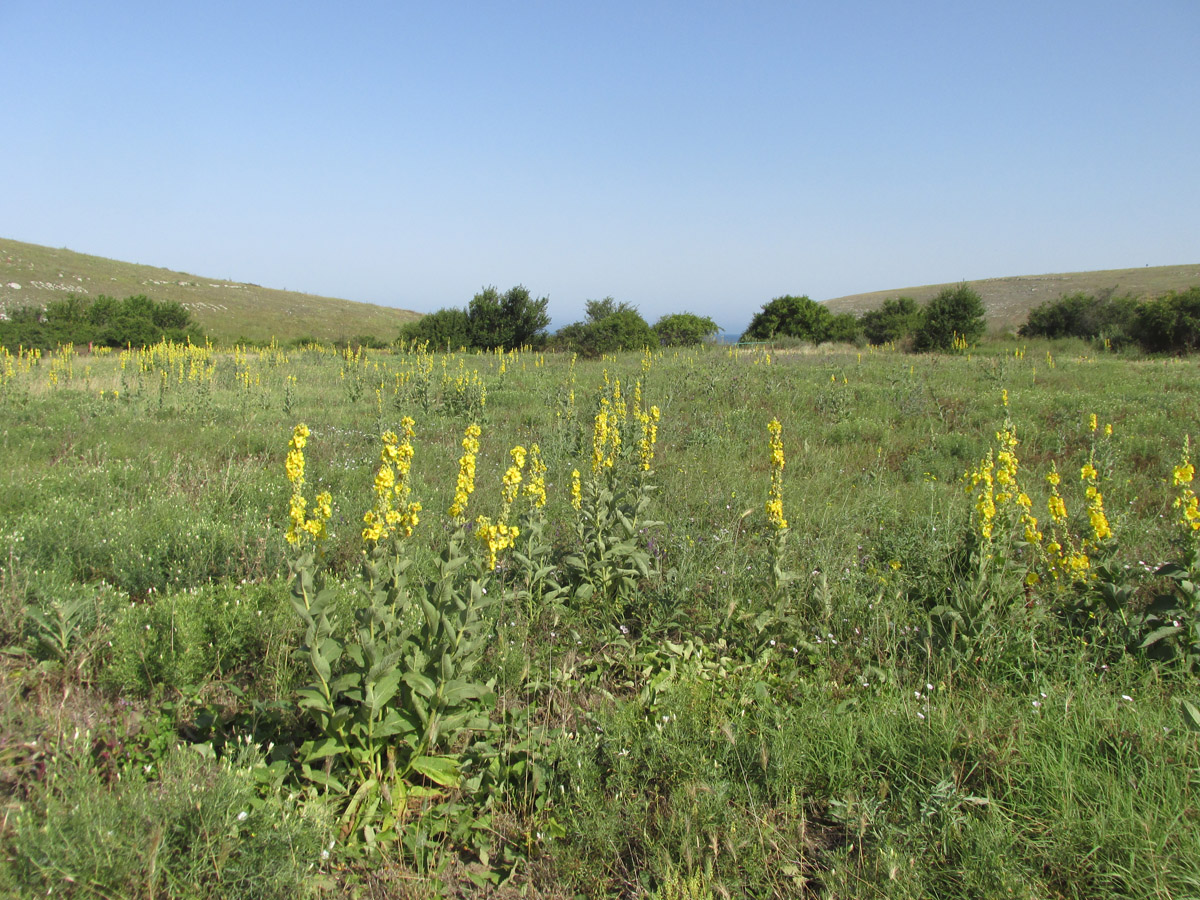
[399,284,551,351]
[1020,286,1200,353]
[741,286,985,351]
[0,294,203,350]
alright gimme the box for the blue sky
[4,1,1197,333]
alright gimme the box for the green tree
[553,299,656,357]
[653,312,719,347]
[741,294,835,343]
[467,285,550,350]
[913,285,986,352]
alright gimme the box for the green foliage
[398,285,550,352]
[398,307,472,350]
[467,284,550,350]
[554,299,657,357]
[1131,286,1200,353]
[0,293,203,350]
[741,294,856,344]
[1138,552,1200,669]
[860,296,922,345]
[104,581,299,696]
[1019,291,1139,346]
[653,312,719,347]
[913,284,986,352]
[286,501,501,861]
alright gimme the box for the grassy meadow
[1,337,1199,898]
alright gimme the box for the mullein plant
[284,420,501,859]
[563,379,662,621]
[1139,436,1200,669]
[765,418,794,595]
[508,443,569,622]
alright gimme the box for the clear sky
[4,1,1197,333]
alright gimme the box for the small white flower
[237,811,248,821]
[1121,694,1133,702]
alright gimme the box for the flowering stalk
[475,445,525,570]
[449,423,481,522]
[285,423,332,548]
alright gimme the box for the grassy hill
[822,264,1200,332]
[0,237,421,344]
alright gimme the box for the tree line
[397,286,719,356]
[739,283,1200,354]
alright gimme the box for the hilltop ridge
[0,237,421,344]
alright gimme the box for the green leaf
[410,755,462,787]
[301,737,346,762]
[1180,698,1200,733]
[403,670,437,698]
[1140,624,1182,648]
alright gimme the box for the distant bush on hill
[1019,291,1139,347]
[0,294,203,350]
[1019,286,1200,353]
[1131,286,1200,353]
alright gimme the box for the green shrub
[860,296,921,345]
[653,312,719,347]
[1019,291,1138,346]
[913,285,986,351]
[1132,286,1200,353]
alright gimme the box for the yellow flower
[592,400,609,473]
[1088,413,1098,432]
[570,469,582,511]
[766,419,787,530]
[449,423,481,521]
[524,444,547,509]
[1080,463,1098,482]
[284,425,332,547]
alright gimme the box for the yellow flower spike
[766,419,787,530]
[449,424,481,521]
[524,444,547,509]
[1088,413,1098,432]
[570,469,582,511]
[591,400,610,473]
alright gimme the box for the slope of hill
[0,238,421,344]
[822,264,1200,332]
